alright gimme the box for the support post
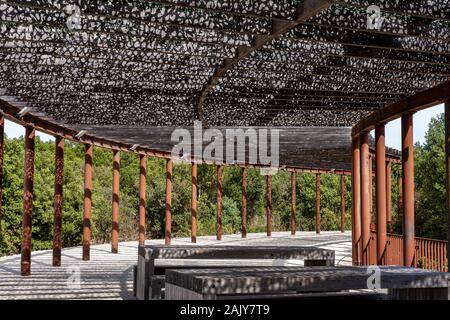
[138,155,147,246]
[386,161,392,232]
[266,175,272,237]
[83,144,93,261]
[369,154,373,220]
[402,113,415,267]
[360,132,371,265]
[216,166,223,241]
[21,126,35,276]
[165,159,173,246]
[316,173,321,234]
[241,167,247,239]
[340,175,346,233]
[398,173,403,226]
[191,163,197,243]
[352,136,362,266]
[446,100,450,273]
[111,150,120,254]
[291,172,297,235]
[375,124,387,265]
[52,136,64,267]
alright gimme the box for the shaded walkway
[0,231,351,300]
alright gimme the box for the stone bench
[135,245,335,300]
[165,266,450,300]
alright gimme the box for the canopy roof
[0,0,444,168]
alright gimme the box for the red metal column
[375,124,387,265]
[138,155,147,246]
[111,150,120,254]
[0,116,4,239]
[165,159,173,246]
[291,172,297,235]
[21,126,35,276]
[360,132,371,265]
[191,163,198,243]
[52,136,64,267]
[398,173,403,224]
[369,154,373,219]
[446,100,450,273]
[402,113,415,267]
[266,175,272,237]
[82,144,93,261]
[316,173,321,234]
[386,161,392,232]
[241,167,247,239]
[340,175,346,233]
[352,136,362,266]
[216,166,223,241]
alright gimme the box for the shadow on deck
[0,231,351,300]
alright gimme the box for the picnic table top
[139,245,335,260]
[165,266,450,295]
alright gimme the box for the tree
[415,113,448,240]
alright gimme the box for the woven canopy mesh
[0,0,446,169]
[1,0,448,127]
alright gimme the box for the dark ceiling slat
[311,4,450,43]
[288,23,450,56]
[1,63,442,91]
[2,0,272,35]
[196,0,336,127]
[336,0,450,22]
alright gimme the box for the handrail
[369,230,448,272]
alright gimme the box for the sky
[3,103,445,150]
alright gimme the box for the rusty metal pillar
[340,175,346,233]
[386,161,392,232]
[165,159,173,246]
[375,124,387,265]
[446,100,450,273]
[52,136,64,267]
[369,154,373,220]
[82,144,93,261]
[291,172,297,235]
[315,173,321,234]
[402,113,415,267]
[241,167,247,239]
[0,116,4,239]
[111,150,120,254]
[216,166,223,241]
[191,163,198,243]
[352,136,362,266]
[398,173,403,225]
[266,175,272,237]
[360,132,371,265]
[138,155,147,246]
[21,126,35,276]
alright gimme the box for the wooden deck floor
[0,231,351,300]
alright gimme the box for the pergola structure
[0,0,449,277]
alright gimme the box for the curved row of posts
[352,81,450,272]
[0,110,373,277]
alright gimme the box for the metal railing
[369,231,448,272]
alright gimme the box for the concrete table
[136,245,335,300]
[165,266,450,300]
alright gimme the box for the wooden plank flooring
[0,231,351,300]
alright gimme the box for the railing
[369,231,448,272]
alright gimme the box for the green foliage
[13,120,450,254]
[0,130,353,256]
[415,113,448,240]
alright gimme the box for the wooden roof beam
[353,81,450,136]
